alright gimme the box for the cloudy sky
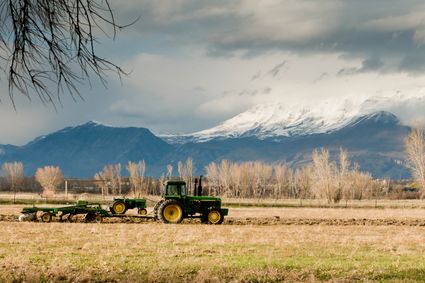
[2,0,425,144]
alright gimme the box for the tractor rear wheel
[111,201,127,214]
[207,208,224,224]
[158,199,183,224]
[153,200,165,220]
[40,212,52,223]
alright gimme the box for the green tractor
[110,198,147,215]
[154,176,228,224]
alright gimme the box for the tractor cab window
[167,185,178,195]
[180,184,187,196]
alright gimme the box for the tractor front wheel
[158,200,183,224]
[207,208,224,225]
[111,201,127,214]
[40,212,52,223]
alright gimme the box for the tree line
[205,148,378,203]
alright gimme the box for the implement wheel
[40,212,52,223]
[158,200,183,224]
[111,201,127,214]
[138,208,147,216]
[207,208,224,225]
[67,214,75,223]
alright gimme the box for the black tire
[158,199,184,224]
[94,215,103,224]
[200,215,209,224]
[111,201,127,214]
[67,214,75,223]
[84,213,95,222]
[138,208,147,216]
[40,212,52,223]
[206,207,224,225]
[153,200,165,220]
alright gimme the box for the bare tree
[166,164,173,179]
[293,166,311,206]
[114,163,122,194]
[405,127,425,195]
[2,161,24,202]
[254,161,273,199]
[351,171,374,200]
[219,160,232,197]
[0,0,132,106]
[94,171,108,198]
[274,163,290,199]
[311,148,340,203]
[185,157,194,192]
[177,161,184,179]
[94,163,121,195]
[35,166,63,196]
[338,148,352,206]
[205,161,220,195]
[127,160,146,197]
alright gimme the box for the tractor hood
[189,196,221,201]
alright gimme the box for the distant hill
[0,111,412,178]
[0,121,173,177]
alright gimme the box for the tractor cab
[163,180,187,197]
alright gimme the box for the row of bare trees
[1,162,63,198]
[205,148,377,203]
[93,158,195,198]
[94,161,148,198]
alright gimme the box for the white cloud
[2,1,425,144]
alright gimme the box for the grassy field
[1,222,425,282]
[2,197,425,281]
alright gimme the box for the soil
[3,213,425,226]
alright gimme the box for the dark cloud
[116,0,425,74]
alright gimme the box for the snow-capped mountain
[165,95,422,143]
[0,94,420,178]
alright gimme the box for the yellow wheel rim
[41,214,51,222]
[113,203,126,214]
[208,211,221,224]
[163,204,182,222]
[138,208,147,216]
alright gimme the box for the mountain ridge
[162,96,408,144]
[0,109,412,178]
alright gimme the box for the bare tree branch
[0,0,130,108]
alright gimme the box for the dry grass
[2,201,425,281]
[229,207,425,220]
[1,223,425,282]
[2,195,425,281]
